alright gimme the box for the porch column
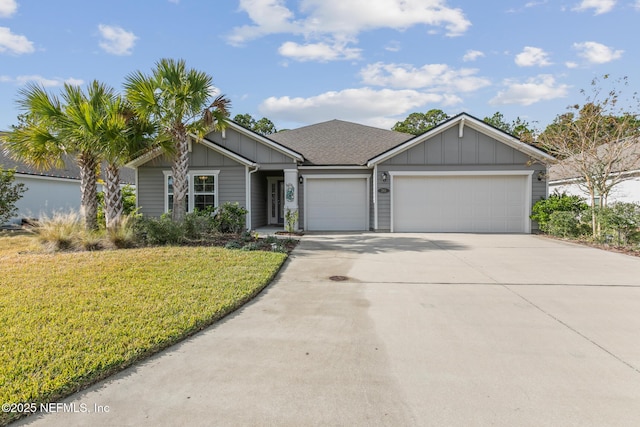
[283,169,299,231]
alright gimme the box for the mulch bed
[540,234,640,258]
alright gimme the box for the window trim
[163,170,220,213]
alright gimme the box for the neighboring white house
[1,140,134,226]
[548,143,640,205]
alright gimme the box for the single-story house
[548,142,640,205]
[0,139,135,226]
[129,113,554,233]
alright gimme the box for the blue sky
[1,0,639,132]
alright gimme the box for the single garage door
[305,177,368,231]
[393,175,528,233]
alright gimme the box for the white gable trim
[367,113,555,167]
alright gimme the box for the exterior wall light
[299,176,304,185]
[381,172,388,183]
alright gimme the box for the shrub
[0,167,26,225]
[547,211,582,238]
[135,214,184,246]
[213,202,248,234]
[285,208,299,234]
[531,191,588,233]
[224,240,243,250]
[597,202,640,245]
[241,242,262,251]
[183,208,217,240]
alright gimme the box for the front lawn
[0,234,287,425]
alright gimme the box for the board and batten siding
[376,125,546,232]
[136,144,247,218]
[206,128,296,166]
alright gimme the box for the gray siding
[383,126,530,166]
[531,166,547,233]
[250,171,267,228]
[137,150,246,218]
[376,126,547,232]
[206,128,296,165]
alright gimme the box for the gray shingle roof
[1,140,135,184]
[269,119,413,165]
[548,140,640,181]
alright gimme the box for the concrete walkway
[17,233,640,426]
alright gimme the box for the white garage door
[393,175,529,233]
[305,178,368,231]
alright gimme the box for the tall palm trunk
[104,163,123,230]
[171,131,189,222]
[77,151,99,230]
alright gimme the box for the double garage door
[393,174,529,233]
[303,174,530,233]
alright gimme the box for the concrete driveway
[18,233,640,426]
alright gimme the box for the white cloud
[229,0,471,57]
[515,46,552,67]
[0,26,34,54]
[490,74,569,106]
[360,62,490,93]
[565,61,579,68]
[227,0,300,46]
[573,41,623,63]
[259,87,462,128]
[573,0,616,14]
[0,0,16,18]
[278,41,361,62]
[636,0,640,10]
[6,75,85,87]
[98,24,137,56]
[384,40,401,52]
[462,50,484,62]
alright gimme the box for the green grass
[0,234,287,424]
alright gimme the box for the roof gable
[367,113,555,166]
[126,135,256,168]
[269,119,413,165]
[206,122,303,164]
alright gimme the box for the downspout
[246,165,260,230]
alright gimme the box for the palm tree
[99,96,160,230]
[124,58,231,222]
[3,81,115,230]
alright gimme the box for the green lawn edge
[0,240,289,426]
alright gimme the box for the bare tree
[536,75,640,236]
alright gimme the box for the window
[193,175,216,211]
[164,170,219,213]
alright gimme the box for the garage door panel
[393,175,527,233]
[306,178,368,231]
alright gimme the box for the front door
[268,177,285,225]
